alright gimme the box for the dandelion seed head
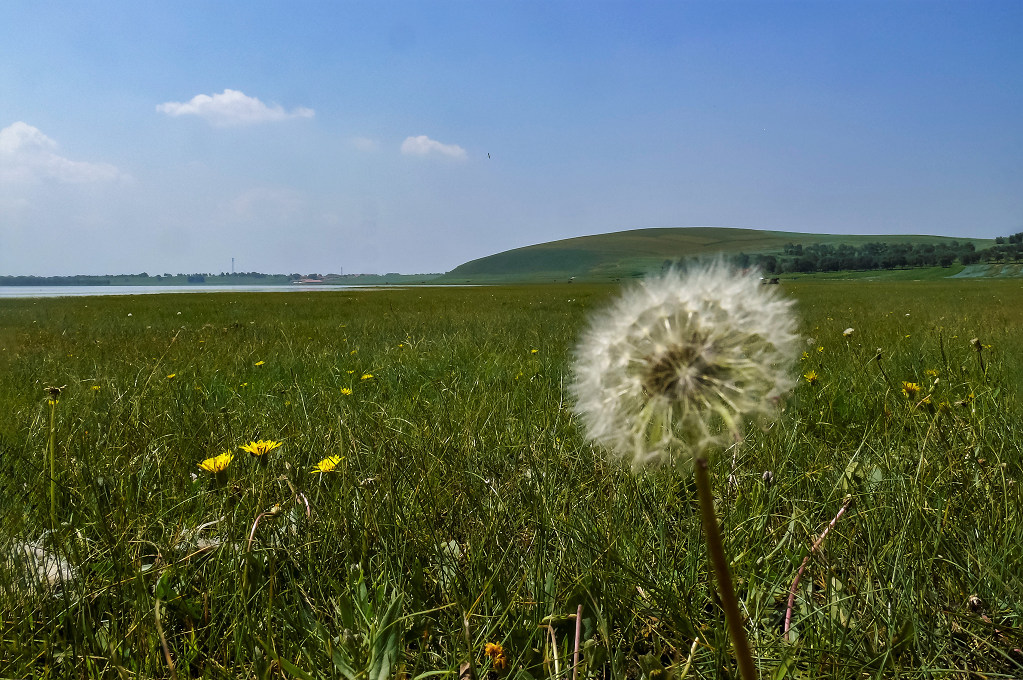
[570,262,799,469]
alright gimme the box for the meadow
[0,280,1020,679]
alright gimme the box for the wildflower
[310,455,343,473]
[340,387,353,395]
[804,370,819,386]
[484,642,509,671]
[360,373,373,380]
[45,385,63,405]
[254,360,265,366]
[198,451,233,473]
[843,328,854,337]
[166,373,176,379]
[817,346,824,353]
[901,381,921,399]
[925,369,939,378]
[801,351,809,361]
[90,385,100,391]
[530,348,539,354]
[240,439,283,457]
[570,262,799,468]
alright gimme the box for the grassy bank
[1,281,1021,678]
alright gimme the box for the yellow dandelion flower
[198,451,233,473]
[956,391,975,407]
[804,370,819,385]
[240,439,283,457]
[340,387,353,395]
[925,369,939,378]
[530,348,539,354]
[310,455,343,473]
[901,381,920,399]
[349,349,358,355]
[166,373,176,379]
[90,385,101,391]
[800,351,809,361]
[360,373,373,380]
[254,360,265,366]
[484,642,509,671]
[346,370,355,374]
[817,346,824,353]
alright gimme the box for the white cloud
[156,89,314,126]
[0,121,124,183]
[400,135,467,159]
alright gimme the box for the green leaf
[254,636,316,680]
[770,642,801,680]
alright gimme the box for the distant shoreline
[0,273,443,287]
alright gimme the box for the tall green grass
[0,281,1020,678]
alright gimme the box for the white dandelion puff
[570,261,800,469]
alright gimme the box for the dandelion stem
[694,456,757,680]
[971,337,986,377]
[873,349,893,389]
[48,398,57,532]
[461,615,478,680]
[572,604,583,680]
[784,495,853,641]
[154,597,178,680]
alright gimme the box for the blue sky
[1,1,1020,276]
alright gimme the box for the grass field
[1,280,1021,678]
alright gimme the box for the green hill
[437,227,994,283]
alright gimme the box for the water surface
[0,284,369,299]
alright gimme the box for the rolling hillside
[437,227,994,283]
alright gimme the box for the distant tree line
[0,275,113,286]
[0,271,309,286]
[715,233,1023,274]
